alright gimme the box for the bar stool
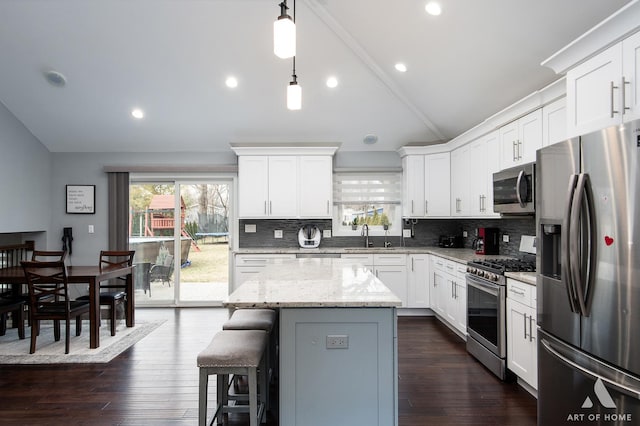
[197,329,268,426]
[223,309,277,384]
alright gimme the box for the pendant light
[274,1,295,59]
[287,57,301,110]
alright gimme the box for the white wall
[0,102,51,235]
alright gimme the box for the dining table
[0,264,135,349]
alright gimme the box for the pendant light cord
[291,0,297,82]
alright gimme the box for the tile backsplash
[239,217,535,256]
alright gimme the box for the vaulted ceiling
[0,0,631,153]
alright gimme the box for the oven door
[466,274,506,358]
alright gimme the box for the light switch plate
[88,225,94,234]
[323,229,331,238]
[244,224,256,233]
[503,234,510,243]
[403,229,411,238]
[274,230,283,239]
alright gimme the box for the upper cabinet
[565,31,640,137]
[233,145,338,219]
[402,153,450,218]
[499,108,542,168]
[469,131,500,217]
[542,97,567,147]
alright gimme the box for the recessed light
[131,108,144,119]
[363,134,378,145]
[395,63,407,73]
[425,2,442,16]
[44,70,67,87]
[225,76,238,88]
[326,76,338,88]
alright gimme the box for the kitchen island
[224,258,401,426]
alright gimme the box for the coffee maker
[472,227,500,255]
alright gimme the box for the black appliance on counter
[465,255,536,380]
[471,227,499,255]
[438,235,463,248]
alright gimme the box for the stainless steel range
[465,243,535,380]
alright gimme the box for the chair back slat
[32,250,67,262]
[21,261,70,309]
[100,250,135,269]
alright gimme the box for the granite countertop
[224,258,402,308]
[505,271,537,286]
[234,247,512,264]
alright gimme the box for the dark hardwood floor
[0,309,537,425]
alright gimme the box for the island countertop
[224,258,402,308]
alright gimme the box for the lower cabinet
[430,255,467,336]
[373,254,407,307]
[407,254,430,308]
[234,254,296,291]
[506,278,538,390]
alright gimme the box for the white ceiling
[0,0,631,153]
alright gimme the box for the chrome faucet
[361,224,371,248]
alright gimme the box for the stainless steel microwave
[492,162,535,215]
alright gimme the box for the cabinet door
[466,140,486,216]
[483,130,500,217]
[268,156,298,217]
[238,156,269,218]
[454,280,467,335]
[623,31,640,122]
[507,298,537,388]
[450,147,469,216]
[566,43,623,138]
[408,254,429,308]
[298,156,332,218]
[500,120,519,169]
[430,258,447,317]
[375,265,408,307]
[519,108,542,164]
[402,156,425,217]
[542,97,567,147]
[425,153,450,217]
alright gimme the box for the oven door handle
[466,274,500,297]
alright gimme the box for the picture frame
[66,185,95,214]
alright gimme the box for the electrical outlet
[326,335,349,349]
[244,224,256,233]
[274,230,283,239]
[462,230,467,237]
[503,234,510,243]
[323,229,331,238]
[402,229,411,238]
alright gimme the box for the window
[332,171,402,236]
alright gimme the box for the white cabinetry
[298,156,332,218]
[468,131,500,217]
[402,153,450,218]
[238,156,297,218]
[542,97,567,147]
[506,278,538,390]
[234,254,297,291]
[373,254,407,307]
[565,31,640,137]
[450,145,469,216]
[500,109,542,168]
[430,255,467,336]
[407,254,430,308]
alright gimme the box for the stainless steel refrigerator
[537,120,640,425]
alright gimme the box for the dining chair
[21,260,90,354]
[78,250,135,336]
[31,250,67,262]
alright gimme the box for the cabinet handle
[518,140,523,160]
[529,315,535,342]
[411,200,414,214]
[264,201,267,215]
[611,81,620,118]
[269,201,272,214]
[509,287,526,296]
[523,313,529,340]
[451,281,455,298]
[425,200,428,214]
[411,257,414,271]
[327,200,329,214]
[622,76,630,114]
[512,141,517,162]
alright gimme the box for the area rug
[0,319,165,364]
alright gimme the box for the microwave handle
[515,169,525,206]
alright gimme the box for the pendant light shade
[274,2,296,59]
[287,79,301,110]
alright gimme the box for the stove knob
[478,270,485,278]
[490,273,499,281]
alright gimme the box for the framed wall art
[66,185,95,214]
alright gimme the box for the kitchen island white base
[279,307,398,426]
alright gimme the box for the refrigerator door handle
[569,173,597,317]
[562,174,580,313]
[541,338,640,401]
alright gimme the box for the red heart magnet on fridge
[604,236,614,246]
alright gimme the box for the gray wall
[0,102,51,235]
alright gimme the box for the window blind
[333,172,402,205]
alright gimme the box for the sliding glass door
[129,178,231,306]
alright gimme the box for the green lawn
[180,242,229,283]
